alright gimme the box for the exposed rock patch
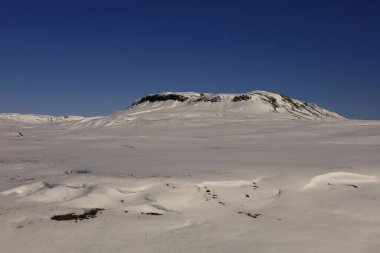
[194,95,222,103]
[259,95,279,111]
[232,94,251,102]
[131,94,188,106]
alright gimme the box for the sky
[0,0,379,119]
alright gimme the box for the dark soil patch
[51,208,105,222]
[165,183,176,188]
[76,170,91,174]
[141,212,163,216]
[252,182,258,190]
[64,169,91,175]
[238,211,261,219]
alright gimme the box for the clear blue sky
[1,0,379,119]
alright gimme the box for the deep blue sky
[1,0,379,119]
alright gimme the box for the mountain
[121,90,345,121]
[0,90,345,129]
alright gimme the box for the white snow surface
[0,91,379,253]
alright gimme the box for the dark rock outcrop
[259,95,279,111]
[131,94,188,106]
[194,96,222,103]
[232,95,251,102]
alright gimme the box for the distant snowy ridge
[127,90,345,121]
[0,113,89,124]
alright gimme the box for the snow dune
[303,172,379,189]
[1,179,281,215]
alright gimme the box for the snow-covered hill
[0,113,89,125]
[0,91,345,130]
[122,90,344,121]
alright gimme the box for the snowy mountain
[123,90,345,121]
[0,91,345,129]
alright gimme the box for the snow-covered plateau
[0,90,379,253]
